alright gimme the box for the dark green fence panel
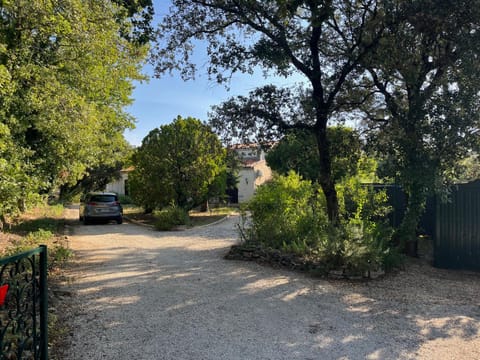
[435,181,480,271]
[370,184,435,236]
[0,246,48,360]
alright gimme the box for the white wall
[237,160,273,203]
[105,172,128,195]
[237,168,256,203]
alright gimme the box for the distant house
[230,144,273,203]
[105,166,134,196]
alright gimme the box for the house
[104,166,134,196]
[231,144,273,203]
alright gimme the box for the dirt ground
[54,206,480,360]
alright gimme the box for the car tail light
[114,201,120,205]
[87,202,97,206]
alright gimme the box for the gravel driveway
[61,207,480,360]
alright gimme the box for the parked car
[79,192,123,225]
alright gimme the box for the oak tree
[363,0,480,246]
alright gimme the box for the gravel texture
[60,207,480,360]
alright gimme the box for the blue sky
[123,1,302,146]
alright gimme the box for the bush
[246,171,329,254]
[118,194,133,204]
[154,205,190,231]
[241,171,401,276]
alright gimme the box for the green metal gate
[435,181,480,271]
[0,246,48,360]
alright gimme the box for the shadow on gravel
[61,223,480,360]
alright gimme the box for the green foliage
[266,127,363,182]
[0,123,41,224]
[157,1,387,222]
[242,172,399,276]
[130,116,227,211]
[0,0,147,221]
[118,194,133,205]
[246,171,329,254]
[454,154,480,183]
[153,205,190,231]
[363,0,480,246]
[112,0,154,44]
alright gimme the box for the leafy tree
[455,154,480,183]
[113,0,155,44]
[362,0,480,247]
[0,123,40,228]
[129,116,227,210]
[0,0,146,221]
[266,127,362,182]
[154,0,386,222]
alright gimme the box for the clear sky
[123,1,302,146]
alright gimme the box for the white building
[231,144,273,203]
[105,166,133,196]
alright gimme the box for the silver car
[79,192,123,225]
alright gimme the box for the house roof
[240,159,268,168]
[229,141,277,150]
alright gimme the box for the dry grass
[123,205,239,228]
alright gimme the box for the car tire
[116,216,123,224]
[83,216,89,225]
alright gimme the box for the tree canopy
[0,0,147,223]
[266,127,363,183]
[361,0,480,246]
[154,0,387,222]
[155,0,480,240]
[129,116,226,211]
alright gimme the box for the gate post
[40,245,48,360]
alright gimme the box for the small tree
[130,116,226,211]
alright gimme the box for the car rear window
[89,195,118,203]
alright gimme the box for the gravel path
[61,207,480,360]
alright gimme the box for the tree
[112,0,155,44]
[266,127,362,183]
[58,144,135,201]
[129,116,226,210]
[154,1,386,222]
[0,0,146,220]
[362,0,480,248]
[455,154,480,183]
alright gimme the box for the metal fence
[434,181,480,271]
[370,184,435,236]
[375,181,480,271]
[0,246,48,360]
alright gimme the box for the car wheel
[116,216,123,224]
[83,216,89,225]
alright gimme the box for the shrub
[241,171,401,276]
[246,171,329,254]
[154,205,190,231]
[118,194,133,204]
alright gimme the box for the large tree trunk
[315,123,339,223]
[397,113,429,256]
[398,184,427,256]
